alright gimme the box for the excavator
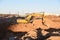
[16,15,32,23]
[16,13,45,24]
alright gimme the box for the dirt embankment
[0,14,60,40]
[7,15,60,40]
[8,15,60,32]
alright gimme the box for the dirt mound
[9,15,60,32]
[0,14,60,40]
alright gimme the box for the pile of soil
[0,14,60,40]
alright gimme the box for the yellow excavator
[17,13,46,24]
[17,15,32,23]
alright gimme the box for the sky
[0,0,60,15]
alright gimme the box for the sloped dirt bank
[0,14,60,40]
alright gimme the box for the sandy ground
[9,15,60,32]
[47,36,60,40]
[8,14,60,40]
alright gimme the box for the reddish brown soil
[8,15,60,32]
[8,14,60,40]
